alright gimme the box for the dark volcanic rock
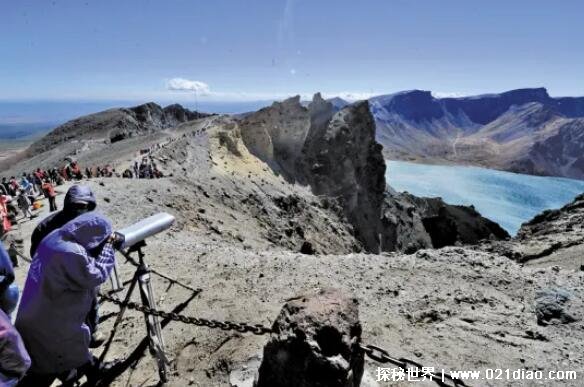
[382,192,509,252]
[300,100,386,252]
[535,288,578,326]
[256,288,364,387]
[409,195,510,247]
[380,191,433,253]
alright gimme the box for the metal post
[101,245,169,384]
[109,259,124,293]
[136,248,169,383]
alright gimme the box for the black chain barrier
[359,344,469,387]
[98,292,273,335]
[12,244,469,386]
[99,292,468,387]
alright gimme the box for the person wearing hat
[29,185,104,347]
[16,212,119,386]
[30,185,97,257]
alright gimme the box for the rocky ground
[2,99,584,386]
[7,184,584,386]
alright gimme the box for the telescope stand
[101,242,169,384]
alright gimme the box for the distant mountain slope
[370,88,584,179]
[26,102,208,156]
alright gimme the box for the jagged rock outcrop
[26,102,209,156]
[156,115,362,255]
[256,288,364,387]
[380,191,433,253]
[239,96,311,180]
[238,93,509,253]
[405,194,510,247]
[479,193,584,267]
[380,191,510,253]
[299,100,386,252]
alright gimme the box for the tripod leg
[138,269,169,383]
[99,271,139,363]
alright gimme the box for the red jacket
[42,183,56,198]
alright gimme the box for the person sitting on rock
[16,212,119,387]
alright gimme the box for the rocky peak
[26,102,208,155]
[300,100,386,252]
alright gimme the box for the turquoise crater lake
[386,160,584,235]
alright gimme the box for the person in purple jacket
[0,243,30,386]
[16,212,118,386]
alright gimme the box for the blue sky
[1,0,583,103]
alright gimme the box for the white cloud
[290,68,297,75]
[167,78,210,95]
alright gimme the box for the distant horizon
[1,85,583,104]
[1,85,583,125]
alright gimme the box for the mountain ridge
[370,87,584,179]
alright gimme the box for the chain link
[359,344,469,387]
[99,292,273,335]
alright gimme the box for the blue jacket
[19,179,31,192]
[0,244,15,294]
[16,212,115,374]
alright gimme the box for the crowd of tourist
[1,156,166,235]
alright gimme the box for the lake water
[386,160,584,235]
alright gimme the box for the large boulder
[535,288,578,326]
[256,288,364,387]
